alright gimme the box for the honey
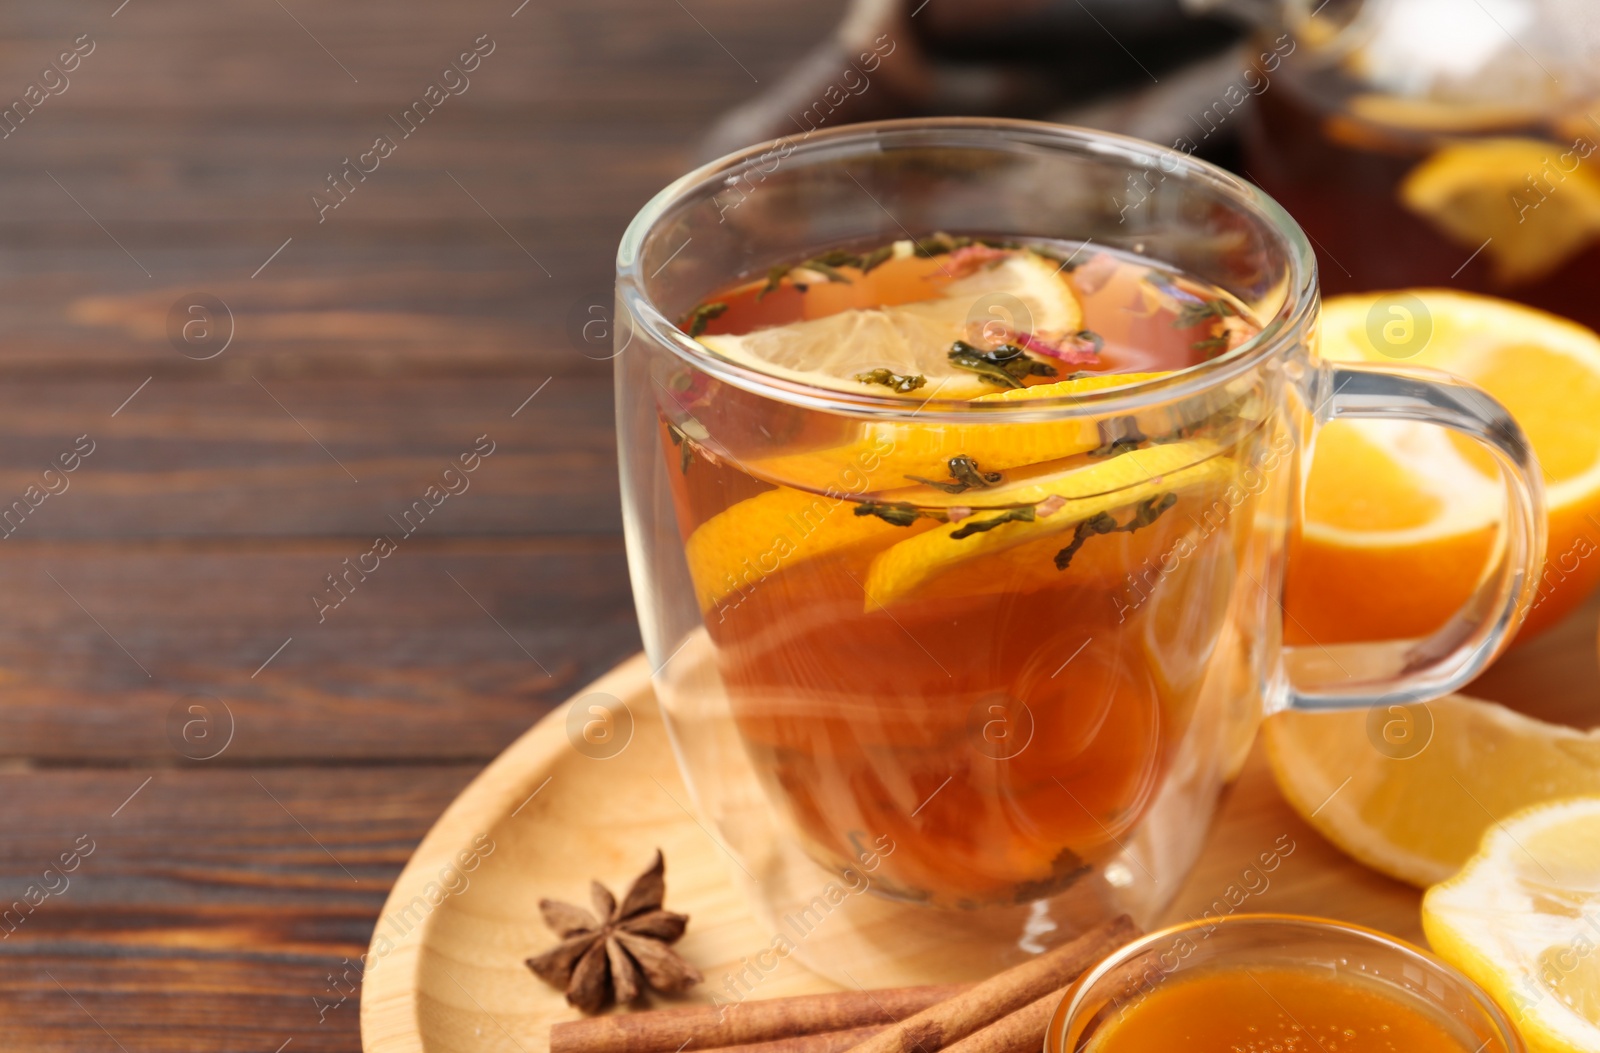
[1085,964,1482,1053]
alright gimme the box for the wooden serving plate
[364,632,1584,1053]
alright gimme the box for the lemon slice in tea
[682,369,1204,614]
[682,486,913,614]
[696,250,1083,399]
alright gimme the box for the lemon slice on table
[1265,694,1600,888]
[1423,796,1600,1053]
[1400,138,1600,285]
[696,250,1083,399]
[1286,289,1600,645]
[861,440,1233,611]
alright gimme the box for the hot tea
[657,237,1278,907]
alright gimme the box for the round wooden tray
[358,649,1436,1053]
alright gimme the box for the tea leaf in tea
[859,244,895,273]
[854,500,927,527]
[683,302,728,337]
[908,455,1003,493]
[854,369,927,394]
[797,259,853,284]
[1054,492,1177,570]
[1173,297,1239,330]
[948,340,1059,388]
[1090,415,1150,457]
[757,265,790,300]
[665,423,693,474]
[949,506,1036,540]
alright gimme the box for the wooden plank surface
[6,0,1598,1048]
[0,379,620,536]
[0,0,848,1046]
[0,543,639,761]
[0,767,476,1052]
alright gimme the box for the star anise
[525,849,702,1013]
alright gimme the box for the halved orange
[1285,289,1600,646]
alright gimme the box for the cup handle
[1276,361,1548,712]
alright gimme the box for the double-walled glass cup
[614,119,1544,985]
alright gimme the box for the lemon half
[1424,796,1600,1053]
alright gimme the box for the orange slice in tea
[1423,796,1600,1053]
[696,249,1083,399]
[681,372,1205,613]
[1286,289,1600,645]
[747,370,1174,494]
[682,486,914,613]
[861,440,1233,611]
[1400,138,1600,285]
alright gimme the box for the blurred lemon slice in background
[1400,138,1600,285]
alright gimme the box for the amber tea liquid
[664,240,1273,907]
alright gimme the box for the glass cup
[1047,914,1526,1053]
[614,118,1545,985]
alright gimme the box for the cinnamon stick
[841,916,1138,1053]
[551,915,1137,1053]
[700,1025,887,1053]
[712,951,1110,1053]
[550,984,968,1053]
[933,988,1062,1053]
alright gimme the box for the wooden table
[5,2,1599,1049]
[0,1,845,1047]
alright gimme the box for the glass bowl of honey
[1047,913,1525,1053]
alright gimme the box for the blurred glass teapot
[1189,0,1600,324]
